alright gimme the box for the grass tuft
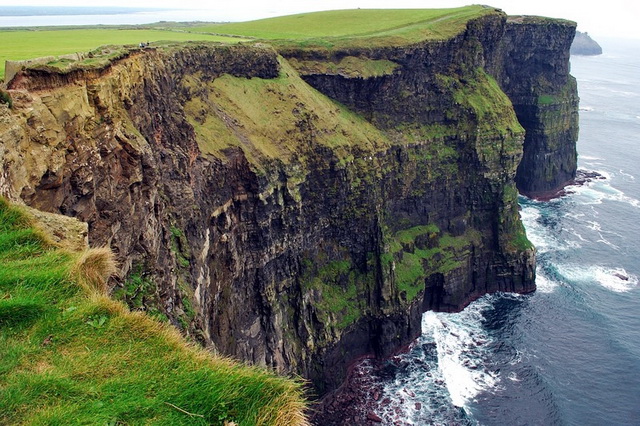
[70,247,117,295]
[0,197,309,425]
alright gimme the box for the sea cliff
[0,7,577,396]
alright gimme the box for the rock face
[0,9,576,395]
[571,31,603,56]
[499,17,579,197]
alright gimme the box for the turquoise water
[376,39,640,425]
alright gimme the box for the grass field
[191,6,493,48]
[0,7,494,80]
[0,198,307,425]
[0,28,246,80]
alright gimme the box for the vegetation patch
[537,94,557,105]
[384,224,481,303]
[299,257,372,330]
[0,197,307,425]
[183,57,389,167]
[445,69,523,136]
[0,90,12,108]
[111,264,168,322]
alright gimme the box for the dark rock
[367,412,383,423]
[498,16,579,196]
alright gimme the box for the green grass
[0,28,247,80]
[0,198,308,425]
[538,94,557,105]
[190,6,496,48]
[183,57,389,167]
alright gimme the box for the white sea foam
[579,106,594,111]
[569,229,587,242]
[571,178,640,209]
[618,169,635,181]
[519,205,564,253]
[535,272,559,293]
[556,264,638,293]
[377,298,500,424]
[593,266,638,292]
[596,235,620,250]
[424,304,499,409]
[587,220,601,231]
[579,155,605,162]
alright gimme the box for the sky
[1,0,639,39]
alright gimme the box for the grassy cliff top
[0,28,247,81]
[0,198,308,425]
[192,6,498,48]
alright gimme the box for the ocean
[0,7,226,27]
[374,39,640,425]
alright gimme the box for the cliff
[0,7,576,397]
[571,31,603,56]
[500,17,579,197]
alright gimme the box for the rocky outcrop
[498,17,579,196]
[571,31,603,56]
[289,14,578,198]
[0,8,575,396]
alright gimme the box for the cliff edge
[0,6,577,398]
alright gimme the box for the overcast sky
[1,0,639,39]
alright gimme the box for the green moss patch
[288,56,399,78]
[384,224,482,303]
[299,256,374,330]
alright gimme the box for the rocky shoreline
[529,169,606,201]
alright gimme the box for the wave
[568,178,640,209]
[519,205,570,254]
[579,156,606,168]
[593,266,638,292]
[556,264,638,293]
[536,271,560,293]
[579,106,594,111]
[618,169,635,181]
[376,298,502,424]
[519,207,547,250]
[424,308,499,409]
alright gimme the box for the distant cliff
[0,7,577,396]
[571,31,603,55]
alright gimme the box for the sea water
[0,7,225,27]
[376,39,640,425]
